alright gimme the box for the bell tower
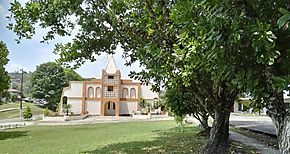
[102,56,121,98]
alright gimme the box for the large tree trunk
[205,109,231,154]
[262,66,290,153]
[276,117,290,154]
[266,91,290,154]
[269,112,290,154]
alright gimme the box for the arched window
[88,87,94,98]
[96,87,101,98]
[122,88,128,98]
[130,88,136,98]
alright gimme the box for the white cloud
[5,62,30,73]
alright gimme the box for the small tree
[43,107,50,116]
[139,98,152,114]
[139,98,146,109]
[175,115,185,133]
[62,104,72,116]
[23,106,32,119]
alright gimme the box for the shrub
[11,95,17,102]
[23,106,33,119]
[139,98,152,113]
[43,107,50,116]
[139,98,147,109]
[63,104,72,116]
[175,115,185,132]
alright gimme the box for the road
[230,114,276,136]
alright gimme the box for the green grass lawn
[0,121,206,154]
[0,102,37,110]
[0,102,48,120]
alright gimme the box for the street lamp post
[20,69,23,121]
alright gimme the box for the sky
[0,0,142,79]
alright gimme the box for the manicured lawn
[0,121,206,154]
[0,102,37,110]
[0,102,48,120]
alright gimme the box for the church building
[59,56,159,116]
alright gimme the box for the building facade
[232,92,290,114]
[59,56,159,116]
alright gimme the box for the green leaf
[278,7,290,15]
[277,14,290,29]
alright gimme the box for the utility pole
[20,69,23,121]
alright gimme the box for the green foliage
[165,79,198,116]
[0,41,10,96]
[8,0,290,152]
[11,95,17,102]
[174,115,185,133]
[139,98,151,113]
[23,106,33,119]
[9,72,32,97]
[30,62,67,111]
[29,63,82,111]
[62,104,72,116]
[64,68,83,83]
[139,98,146,109]
[43,107,50,116]
[277,7,290,29]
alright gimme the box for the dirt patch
[229,140,259,154]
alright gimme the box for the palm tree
[63,104,72,116]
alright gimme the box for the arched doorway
[105,101,116,116]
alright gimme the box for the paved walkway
[0,115,43,123]
[0,108,19,112]
[36,115,174,125]
[0,121,34,130]
[230,131,279,154]
[230,115,276,136]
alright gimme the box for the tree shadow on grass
[82,126,207,154]
[0,130,28,140]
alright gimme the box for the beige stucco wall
[120,102,138,115]
[63,82,83,97]
[86,100,101,115]
[140,84,158,99]
[68,99,82,114]
[86,83,102,98]
[233,101,241,113]
[120,85,139,98]
[86,83,102,89]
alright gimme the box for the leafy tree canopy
[30,62,82,110]
[8,0,290,153]
[30,62,67,110]
[64,68,83,82]
[0,41,10,96]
